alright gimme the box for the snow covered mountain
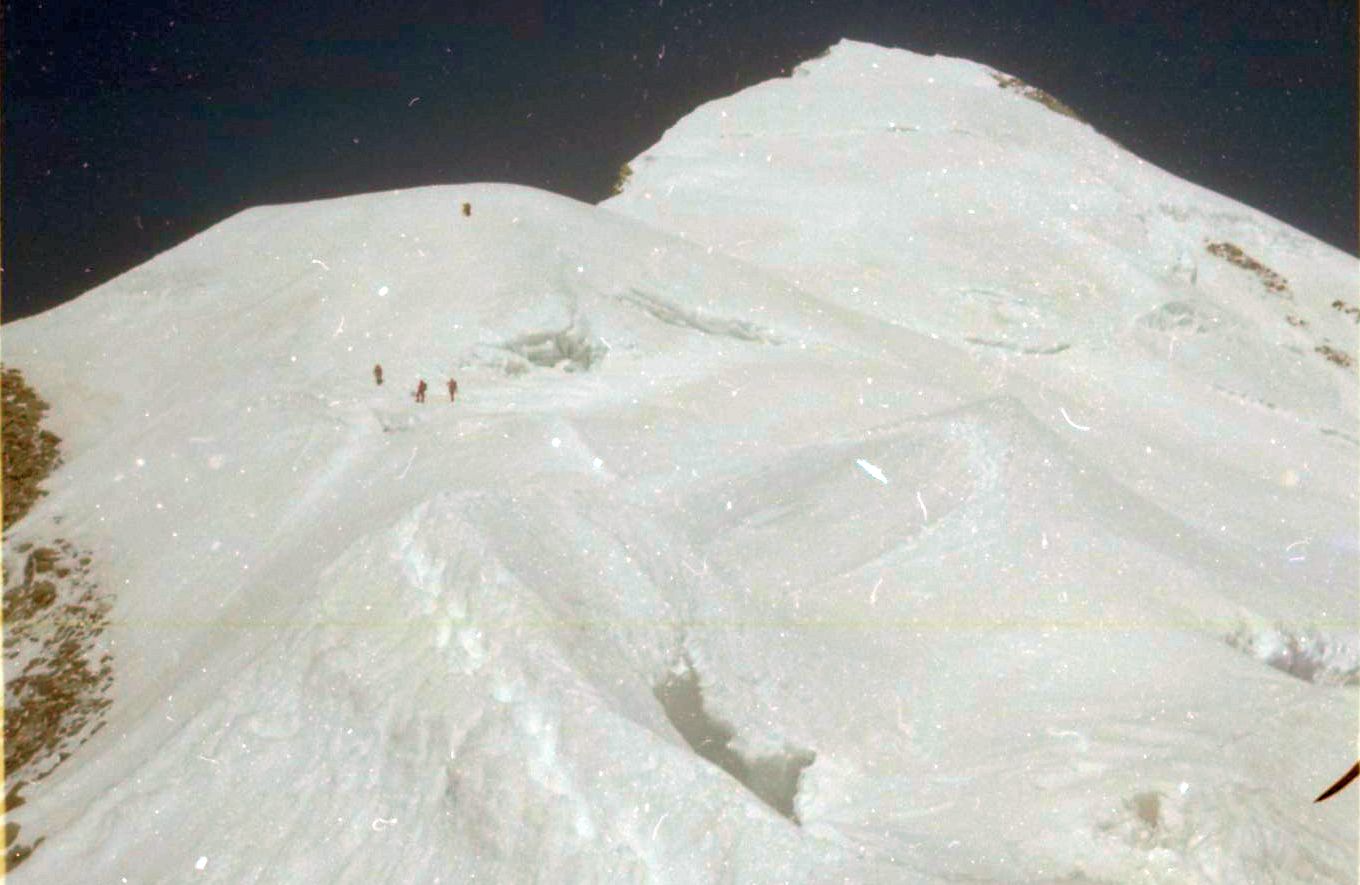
[4,39,1356,883]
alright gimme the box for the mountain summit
[5,39,1356,883]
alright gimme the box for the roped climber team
[371,364,457,405]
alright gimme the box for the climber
[373,364,384,386]
[414,379,427,403]
[447,377,458,403]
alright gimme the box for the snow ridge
[2,37,1355,884]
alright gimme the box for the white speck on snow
[856,458,889,484]
[398,446,418,480]
[1058,407,1091,432]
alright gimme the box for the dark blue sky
[4,0,1355,320]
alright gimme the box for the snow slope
[4,38,1356,883]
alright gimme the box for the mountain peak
[4,41,1355,882]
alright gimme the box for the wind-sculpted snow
[3,38,1356,885]
[654,654,816,823]
[614,287,781,344]
[7,492,867,882]
[466,318,609,376]
[1226,622,1360,686]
